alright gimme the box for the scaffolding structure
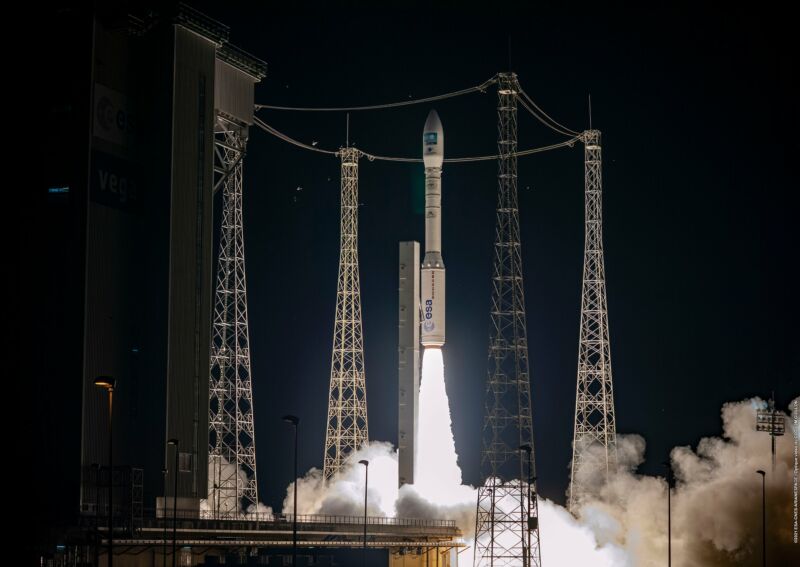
[208,116,259,516]
[569,129,618,511]
[474,73,542,567]
[323,147,370,480]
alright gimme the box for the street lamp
[167,439,179,567]
[359,460,369,567]
[161,467,168,567]
[663,462,672,567]
[486,485,496,559]
[756,394,785,474]
[94,376,116,567]
[91,463,100,567]
[756,470,765,567]
[519,444,532,567]
[282,415,300,566]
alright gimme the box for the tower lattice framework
[323,147,369,480]
[475,73,542,567]
[569,129,617,511]
[208,116,259,517]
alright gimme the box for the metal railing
[278,513,455,528]
[139,508,456,528]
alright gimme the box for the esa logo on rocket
[423,300,435,332]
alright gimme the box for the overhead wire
[253,116,338,155]
[515,94,580,138]
[254,76,498,112]
[253,73,587,161]
[449,137,582,161]
[516,85,582,137]
[362,137,581,163]
[253,116,580,163]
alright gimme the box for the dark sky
[189,2,794,509]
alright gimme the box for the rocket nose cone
[423,109,444,167]
[423,110,443,134]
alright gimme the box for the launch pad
[71,512,463,566]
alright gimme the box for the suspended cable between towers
[255,76,498,112]
[253,74,584,161]
[253,117,338,155]
[515,86,581,137]
[252,116,581,163]
[255,74,582,140]
[366,138,582,163]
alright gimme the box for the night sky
[80,2,799,514]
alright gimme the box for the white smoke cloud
[570,397,797,566]
[280,440,477,530]
[538,498,631,567]
[246,501,273,517]
[201,455,272,518]
[282,441,399,517]
[281,347,480,562]
[278,396,796,566]
[397,483,477,538]
[280,440,478,564]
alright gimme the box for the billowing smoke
[246,501,273,517]
[279,396,796,566]
[281,441,399,517]
[201,455,273,518]
[282,347,477,534]
[537,498,630,566]
[568,397,797,566]
[282,346,479,555]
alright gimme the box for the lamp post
[161,467,168,567]
[487,485,496,560]
[756,470,765,567]
[359,460,369,567]
[91,463,100,567]
[213,454,221,519]
[663,462,672,567]
[519,444,532,567]
[167,439,179,567]
[93,376,116,567]
[282,415,300,566]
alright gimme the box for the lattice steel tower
[569,129,618,512]
[208,116,259,516]
[323,147,369,480]
[475,73,542,567]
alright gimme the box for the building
[35,3,265,563]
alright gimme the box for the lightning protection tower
[569,129,618,512]
[208,114,259,517]
[323,147,369,480]
[475,72,542,567]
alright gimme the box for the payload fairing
[421,110,445,348]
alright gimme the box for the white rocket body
[421,110,445,348]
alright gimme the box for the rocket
[421,110,445,347]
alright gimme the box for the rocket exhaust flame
[415,347,463,495]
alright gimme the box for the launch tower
[323,147,369,480]
[569,129,618,511]
[474,72,542,567]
